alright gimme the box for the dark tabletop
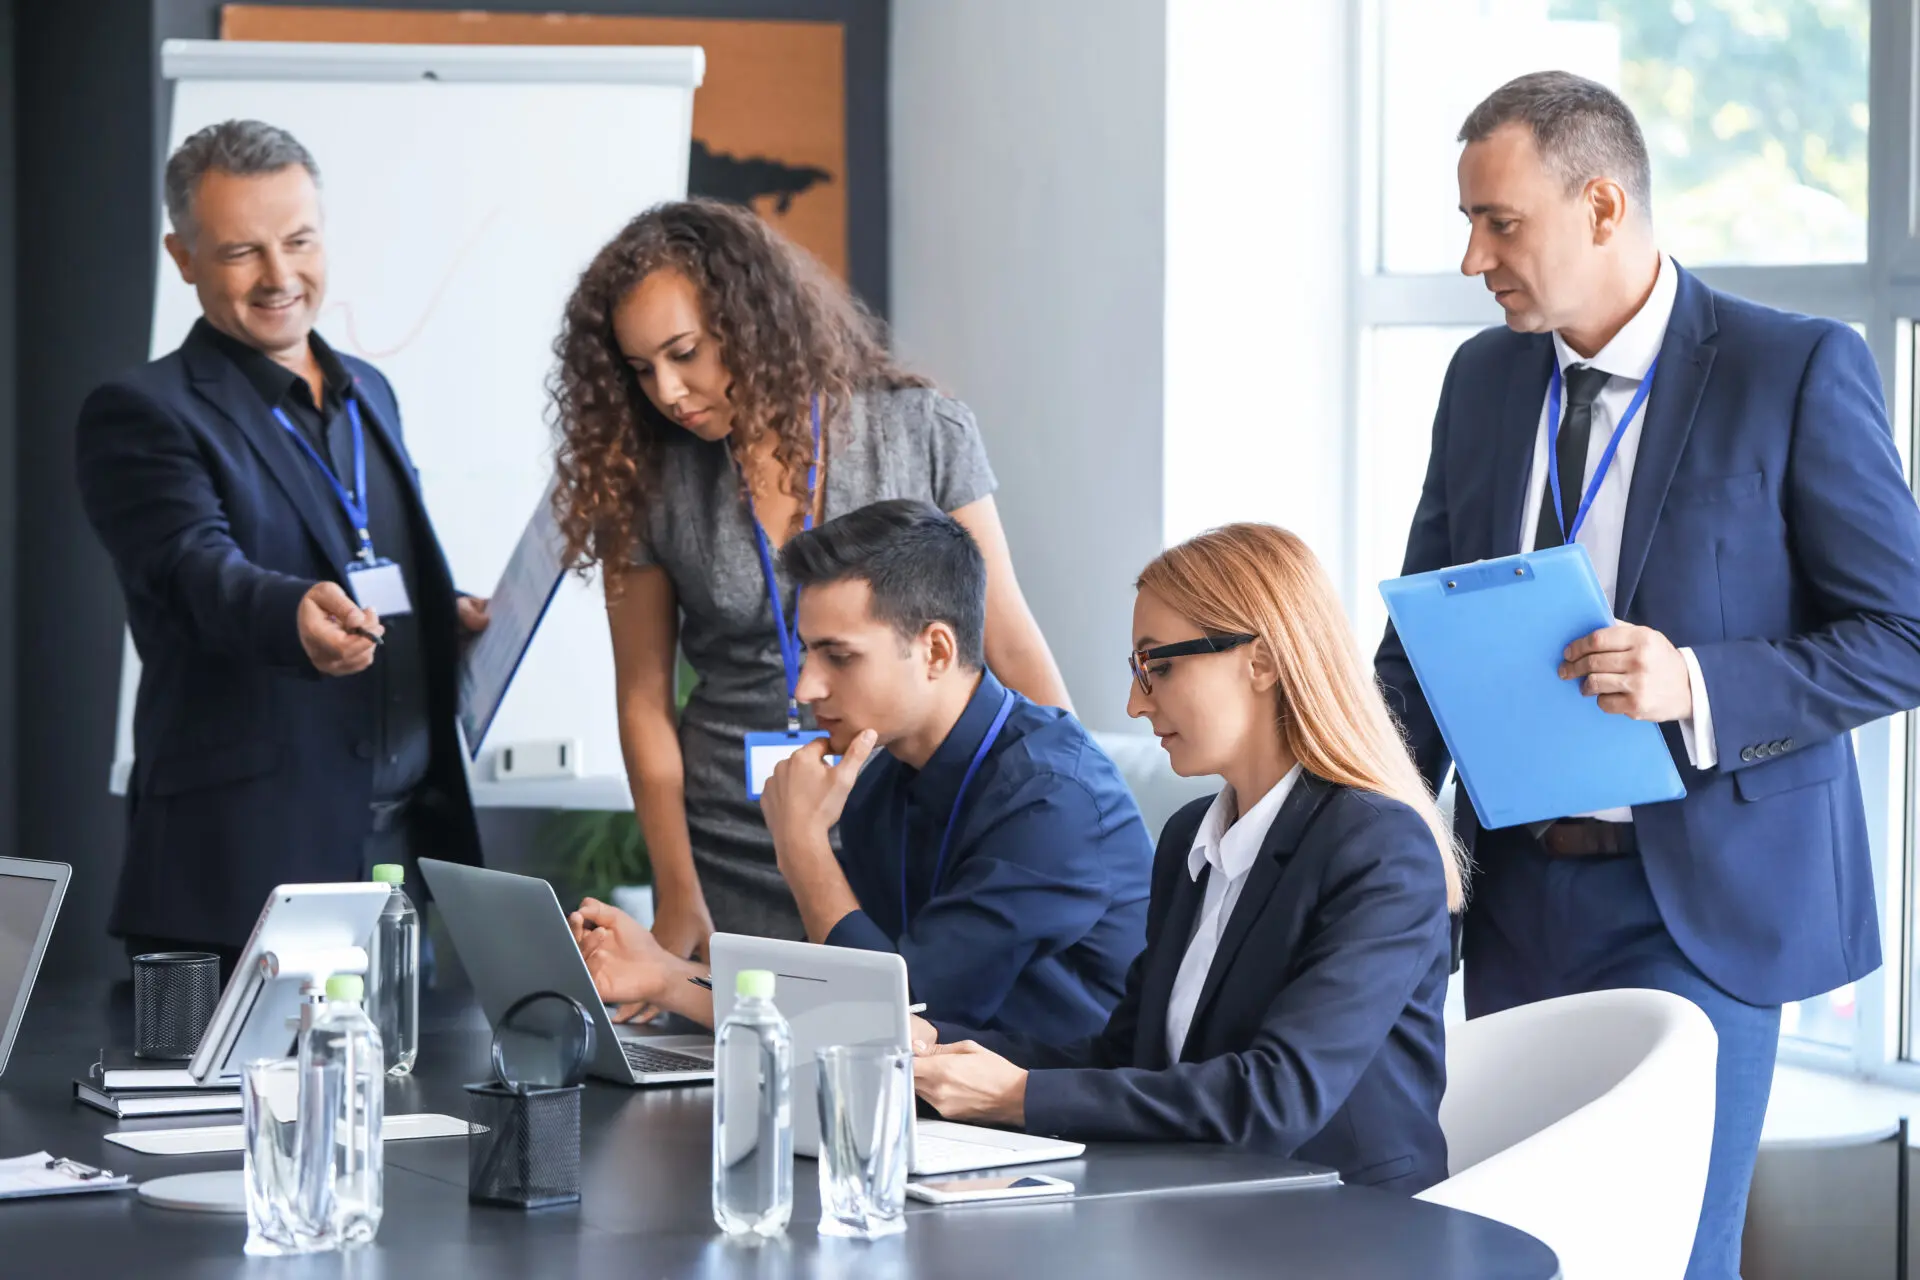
[0,980,1561,1279]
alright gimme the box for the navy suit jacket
[75,320,481,947]
[1376,264,1920,1006]
[942,776,1451,1193]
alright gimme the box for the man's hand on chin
[761,730,878,940]
[761,730,878,858]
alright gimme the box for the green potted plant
[550,808,654,923]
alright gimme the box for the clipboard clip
[1442,558,1535,596]
[45,1157,113,1181]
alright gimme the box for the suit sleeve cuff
[1677,647,1717,770]
[1020,1068,1090,1138]
[258,575,322,671]
[824,909,895,953]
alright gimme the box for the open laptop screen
[0,871,61,1073]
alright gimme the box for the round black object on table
[130,952,220,1060]
[467,989,594,1209]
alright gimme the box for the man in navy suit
[1376,73,1920,1278]
[76,121,488,972]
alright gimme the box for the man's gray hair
[164,119,321,238]
[1459,71,1652,216]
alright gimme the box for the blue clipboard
[1379,544,1685,829]
[456,485,569,760]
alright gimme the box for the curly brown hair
[549,199,928,572]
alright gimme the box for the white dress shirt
[1516,254,1717,820]
[1165,765,1303,1062]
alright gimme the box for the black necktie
[1534,364,1614,550]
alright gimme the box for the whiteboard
[109,40,703,810]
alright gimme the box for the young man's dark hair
[778,498,987,670]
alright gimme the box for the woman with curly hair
[551,199,1069,952]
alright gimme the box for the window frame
[1350,0,1920,1082]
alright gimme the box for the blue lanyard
[275,400,374,563]
[900,689,1018,931]
[742,397,824,732]
[1546,356,1659,547]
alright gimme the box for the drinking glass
[243,1057,332,1256]
[814,1045,912,1239]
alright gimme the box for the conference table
[1,979,1562,1278]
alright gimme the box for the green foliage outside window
[1549,0,1868,264]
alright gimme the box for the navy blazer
[75,320,481,947]
[1376,264,1920,1006]
[944,775,1451,1193]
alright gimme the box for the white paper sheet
[0,1151,132,1198]
[104,1112,469,1156]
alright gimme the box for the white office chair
[1091,730,1217,838]
[1416,987,1718,1280]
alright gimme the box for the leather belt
[1535,818,1637,858]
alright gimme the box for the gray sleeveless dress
[630,386,998,940]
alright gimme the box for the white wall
[891,0,1168,732]
[1163,0,1349,591]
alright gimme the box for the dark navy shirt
[210,326,435,802]
[203,324,431,801]
[827,671,1153,1041]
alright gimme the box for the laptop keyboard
[913,1131,1014,1170]
[621,1042,713,1075]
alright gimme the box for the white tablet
[0,857,70,1078]
[187,882,392,1083]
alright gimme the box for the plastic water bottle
[367,864,419,1076]
[297,974,385,1247]
[712,968,793,1236]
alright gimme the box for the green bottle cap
[325,974,364,1003]
[371,864,405,886]
[735,969,775,1000]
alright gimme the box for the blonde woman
[911,524,1465,1193]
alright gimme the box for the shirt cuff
[1677,647,1717,770]
[823,909,895,954]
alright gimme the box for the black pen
[350,626,385,647]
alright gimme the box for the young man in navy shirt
[572,500,1152,1041]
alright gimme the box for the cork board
[219,6,847,279]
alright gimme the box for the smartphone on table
[905,1173,1074,1205]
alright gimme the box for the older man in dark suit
[76,120,488,971]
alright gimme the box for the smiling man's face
[165,165,327,360]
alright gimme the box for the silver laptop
[0,858,68,1079]
[710,933,1085,1176]
[419,860,714,1086]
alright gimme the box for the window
[1783,985,1859,1050]
[1355,326,1479,651]
[1375,0,1869,272]
[1358,0,1910,1074]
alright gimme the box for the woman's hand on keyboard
[571,897,670,1023]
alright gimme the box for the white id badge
[744,730,830,798]
[345,558,413,616]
